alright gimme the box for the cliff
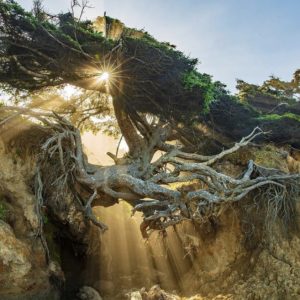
[0,119,90,299]
[0,119,300,300]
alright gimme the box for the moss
[253,144,289,171]
[258,112,300,122]
[225,144,289,171]
[0,198,8,221]
[44,220,61,264]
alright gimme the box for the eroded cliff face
[0,122,300,300]
[129,215,300,299]
[93,16,146,40]
[91,146,300,300]
[0,136,61,299]
[91,199,300,300]
[0,122,89,300]
[126,147,300,300]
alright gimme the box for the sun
[98,71,110,81]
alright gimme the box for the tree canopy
[1,0,300,149]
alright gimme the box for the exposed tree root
[1,107,300,241]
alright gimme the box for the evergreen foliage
[0,0,300,148]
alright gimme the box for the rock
[136,285,180,300]
[0,134,62,300]
[0,220,32,285]
[130,291,143,300]
[77,286,102,300]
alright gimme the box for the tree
[236,70,300,113]
[0,0,299,246]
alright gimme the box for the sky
[17,0,300,92]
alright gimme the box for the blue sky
[18,0,300,92]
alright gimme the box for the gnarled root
[1,107,299,241]
[133,127,300,237]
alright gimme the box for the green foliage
[1,1,39,30]
[1,2,300,148]
[42,213,49,224]
[258,113,300,122]
[2,0,107,48]
[236,73,299,104]
[0,0,116,91]
[0,201,8,220]
[183,70,227,113]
